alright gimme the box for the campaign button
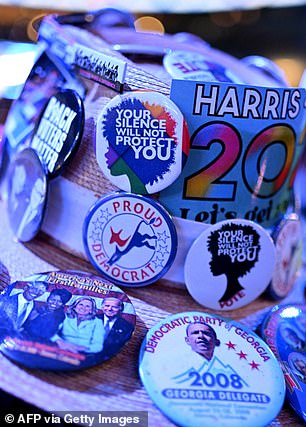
[0,260,10,292]
[3,51,85,160]
[261,304,306,422]
[241,56,289,86]
[184,219,276,310]
[29,89,84,178]
[6,147,48,242]
[139,311,285,427]
[163,50,244,83]
[95,91,190,194]
[0,270,136,370]
[83,192,177,286]
[267,213,303,300]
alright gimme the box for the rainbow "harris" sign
[159,81,306,229]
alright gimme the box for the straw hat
[0,16,304,425]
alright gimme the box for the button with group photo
[0,270,136,370]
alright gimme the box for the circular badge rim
[163,49,209,77]
[83,192,178,287]
[268,213,302,300]
[184,218,277,311]
[260,303,306,421]
[260,303,306,345]
[7,146,49,243]
[163,49,244,84]
[139,310,286,427]
[29,88,85,179]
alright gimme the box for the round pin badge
[6,147,48,242]
[29,89,84,178]
[0,260,10,292]
[163,50,244,83]
[184,219,276,310]
[139,311,285,427]
[261,304,306,422]
[241,56,289,86]
[95,91,190,194]
[267,213,303,300]
[3,51,85,159]
[83,192,177,286]
[0,270,136,370]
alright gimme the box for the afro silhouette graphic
[102,98,177,194]
[207,222,261,303]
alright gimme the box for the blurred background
[0,1,304,86]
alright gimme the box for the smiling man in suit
[100,297,134,358]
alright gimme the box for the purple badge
[261,304,306,422]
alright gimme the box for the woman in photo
[22,288,72,342]
[52,297,104,354]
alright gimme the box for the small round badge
[29,89,84,178]
[83,192,177,286]
[0,270,136,370]
[184,219,276,310]
[163,50,244,83]
[6,147,48,242]
[241,56,289,86]
[267,213,303,300]
[139,311,285,427]
[261,304,306,422]
[95,91,190,194]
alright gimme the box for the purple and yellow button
[95,91,190,194]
